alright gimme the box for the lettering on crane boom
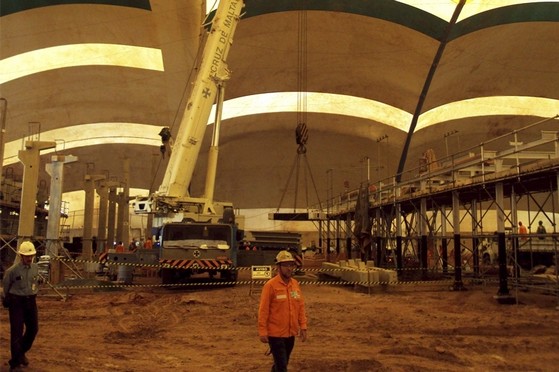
[251,265,272,279]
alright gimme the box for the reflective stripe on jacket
[258,274,307,337]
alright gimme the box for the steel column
[452,190,465,290]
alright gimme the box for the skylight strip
[0,44,164,84]
[417,96,559,130]
[210,92,413,132]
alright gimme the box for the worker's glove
[1,295,9,309]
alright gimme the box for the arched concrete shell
[1,1,558,210]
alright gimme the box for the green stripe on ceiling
[243,0,559,42]
[450,2,559,40]
[1,0,151,16]
[243,0,446,40]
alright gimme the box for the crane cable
[276,4,322,213]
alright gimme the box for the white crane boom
[160,0,243,198]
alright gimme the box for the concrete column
[95,181,119,254]
[82,174,104,260]
[122,158,130,248]
[145,153,159,240]
[95,181,108,255]
[116,191,124,245]
[107,186,117,249]
[17,141,56,248]
[45,155,77,283]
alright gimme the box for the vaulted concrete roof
[1,0,558,213]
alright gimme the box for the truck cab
[158,222,239,284]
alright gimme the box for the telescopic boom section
[158,0,243,198]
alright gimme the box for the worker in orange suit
[258,250,307,372]
[143,238,153,249]
[115,241,125,253]
[518,221,528,240]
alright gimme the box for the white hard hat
[275,250,295,264]
[18,241,37,256]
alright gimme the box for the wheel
[160,268,175,285]
[221,269,238,281]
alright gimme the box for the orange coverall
[258,275,308,338]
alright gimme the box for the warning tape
[43,277,500,291]
[52,256,460,273]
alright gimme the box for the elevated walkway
[327,125,558,218]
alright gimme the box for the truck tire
[161,268,175,285]
[221,269,237,282]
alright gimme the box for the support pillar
[375,209,382,266]
[121,158,131,249]
[395,203,403,271]
[326,219,332,260]
[96,181,120,254]
[345,214,352,258]
[495,181,514,303]
[116,191,125,246]
[17,141,56,249]
[95,181,108,255]
[451,190,465,291]
[420,198,428,274]
[318,220,323,255]
[441,205,448,274]
[82,174,105,261]
[107,185,117,250]
[510,186,520,278]
[335,218,342,258]
[471,199,480,277]
[45,155,77,284]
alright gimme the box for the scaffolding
[321,117,559,300]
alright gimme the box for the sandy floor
[2,268,559,372]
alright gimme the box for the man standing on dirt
[258,250,308,371]
[2,241,40,371]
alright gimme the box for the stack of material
[321,259,398,287]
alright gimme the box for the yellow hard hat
[18,241,37,256]
[275,250,295,264]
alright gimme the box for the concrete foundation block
[321,262,342,278]
[378,269,398,284]
[355,269,380,287]
[340,268,355,282]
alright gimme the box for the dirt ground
[2,266,559,372]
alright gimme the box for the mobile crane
[133,0,244,284]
